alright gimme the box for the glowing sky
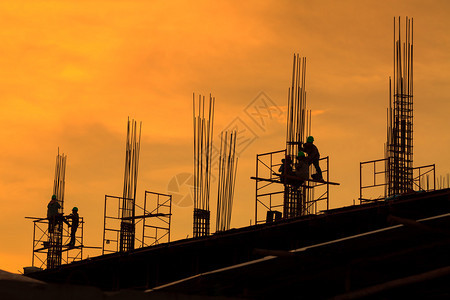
[1,0,449,273]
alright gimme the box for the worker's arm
[63,215,71,226]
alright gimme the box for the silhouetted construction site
[22,17,450,299]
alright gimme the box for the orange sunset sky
[1,1,449,273]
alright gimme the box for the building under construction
[23,17,450,299]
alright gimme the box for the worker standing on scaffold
[300,136,323,181]
[64,207,79,248]
[47,195,62,233]
[278,155,294,184]
[294,151,309,187]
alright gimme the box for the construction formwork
[30,217,84,269]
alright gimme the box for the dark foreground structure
[27,188,450,299]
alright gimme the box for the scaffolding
[254,149,285,224]
[360,159,436,202]
[28,217,84,269]
[103,195,129,254]
[26,149,74,269]
[252,54,335,224]
[102,191,172,254]
[142,191,172,247]
[253,149,331,224]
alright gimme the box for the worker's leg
[56,214,64,231]
[69,228,77,246]
[48,217,57,233]
[312,160,323,180]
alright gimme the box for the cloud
[0,0,449,273]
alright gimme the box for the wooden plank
[285,174,340,186]
[251,174,340,186]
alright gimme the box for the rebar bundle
[386,17,414,196]
[53,148,67,212]
[284,54,311,218]
[120,118,141,252]
[216,130,238,232]
[286,54,311,158]
[193,93,215,237]
[47,149,67,269]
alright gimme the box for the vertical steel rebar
[193,93,215,237]
[120,118,141,252]
[386,17,414,196]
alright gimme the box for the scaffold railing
[102,191,172,254]
[253,149,331,224]
[359,158,436,203]
[142,191,172,246]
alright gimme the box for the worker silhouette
[300,136,323,181]
[294,151,309,187]
[278,155,294,183]
[64,207,79,248]
[47,195,62,233]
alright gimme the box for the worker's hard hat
[306,136,314,143]
[51,195,57,200]
[72,207,78,212]
[297,151,305,158]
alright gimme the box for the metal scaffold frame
[253,149,331,224]
[142,191,172,247]
[102,191,172,254]
[254,149,285,224]
[29,217,84,269]
[103,195,130,254]
[360,159,436,202]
